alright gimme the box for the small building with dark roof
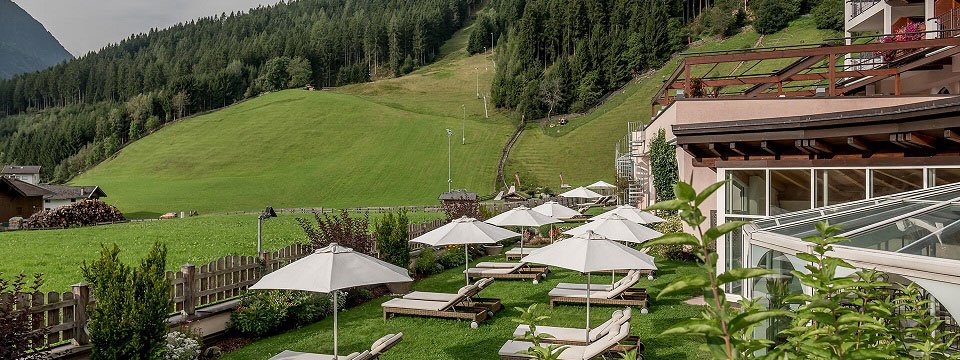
[41,185,106,210]
[1,165,41,185]
[438,190,478,203]
[0,177,53,221]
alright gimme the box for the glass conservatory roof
[753,182,960,261]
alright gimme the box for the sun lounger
[513,308,632,346]
[499,322,635,359]
[402,278,502,312]
[575,196,615,213]
[270,333,403,360]
[382,284,502,327]
[504,247,544,260]
[549,277,649,313]
[555,271,640,292]
[465,262,548,282]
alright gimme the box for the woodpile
[22,200,125,229]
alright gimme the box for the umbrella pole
[586,272,591,344]
[520,227,525,256]
[550,224,554,244]
[333,289,339,359]
[465,245,470,285]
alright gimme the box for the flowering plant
[876,21,926,61]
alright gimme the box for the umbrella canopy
[411,216,520,247]
[531,201,581,219]
[520,231,657,340]
[559,186,603,199]
[586,181,617,190]
[486,206,560,255]
[251,243,412,292]
[563,214,663,244]
[250,243,412,359]
[521,231,657,272]
[410,216,520,284]
[596,205,666,224]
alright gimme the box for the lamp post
[257,206,277,253]
[461,104,466,145]
[491,32,494,50]
[446,129,453,192]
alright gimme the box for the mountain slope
[0,0,72,78]
[71,25,514,217]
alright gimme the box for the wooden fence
[2,217,451,351]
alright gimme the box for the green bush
[415,248,439,276]
[82,243,170,360]
[700,0,746,37]
[649,129,679,204]
[230,290,330,336]
[751,0,801,35]
[649,215,696,262]
[813,0,843,31]
[437,247,466,269]
[374,211,410,269]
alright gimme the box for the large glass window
[770,170,811,216]
[816,169,867,207]
[847,204,960,255]
[750,245,803,342]
[872,169,923,197]
[930,168,960,187]
[724,217,747,296]
[727,170,766,216]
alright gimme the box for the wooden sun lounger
[465,262,548,282]
[513,308,632,346]
[402,278,503,313]
[270,333,403,360]
[504,247,544,260]
[382,283,502,327]
[499,322,635,360]
[549,287,649,313]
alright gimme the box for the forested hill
[0,0,73,79]
[0,0,479,181]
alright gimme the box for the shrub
[415,248,439,276]
[751,0,801,35]
[649,129,679,204]
[648,215,696,262]
[812,0,843,31]
[163,331,201,360]
[299,210,373,255]
[231,290,331,336]
[700,0,746,37]
[82,242,170,360]
[437,246,466,269]
[0,273,48,360]
[374,211,410,269]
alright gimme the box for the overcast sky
[13,0,284,56]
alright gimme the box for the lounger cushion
[548,288,609,299]
[370,333,402,354]
[269,350,361,360]
[381,298,447,311]
[475,262,523,269]
[498,341,587,360]
[554,283,614,291]
[465,267,514,275]
[582,322,630,359]
[513,324,588,341]
[403,291,459,302]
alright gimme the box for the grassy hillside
[72,24,515,217]
[508,17,840,188]
[0,211,444,291]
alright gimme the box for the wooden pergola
[672,96,960,168]
[651,35,960,112]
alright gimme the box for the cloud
[13,0,283,55]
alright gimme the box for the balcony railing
[937,7,960,38]
[850,0,882,19]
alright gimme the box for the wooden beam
[760,141,779,156]
[728,142,748,156]
[685,38,960,65]
[841,44,960,94]
[670,69,898,89]
[847,137,872,153]
[891,132,936,149]
[745,55,827,96]
[946,129,960,144]
[707,143,725,159]
[807,139,833,154]
[828,53,836,96]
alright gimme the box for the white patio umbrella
[485,206,561,256]
[586,181,617,190]
[559,186,603,199]
[250,243,412,359]
[520,231,658,342]
[564,214,662,281]
[410,216,521,284]
[531,201,581,243]
[595,205,666,224]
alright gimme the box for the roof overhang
[672,96,960,167]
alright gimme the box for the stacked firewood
[23,200,125,229]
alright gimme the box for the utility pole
[491,32,494,50]
[446,129,453,192]
[476,67,481,98]
[461,104,466,145]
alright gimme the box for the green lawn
[221,257,709,360]
[72,23,515,217]
[507,16,840,188]
[0,212,444,291]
